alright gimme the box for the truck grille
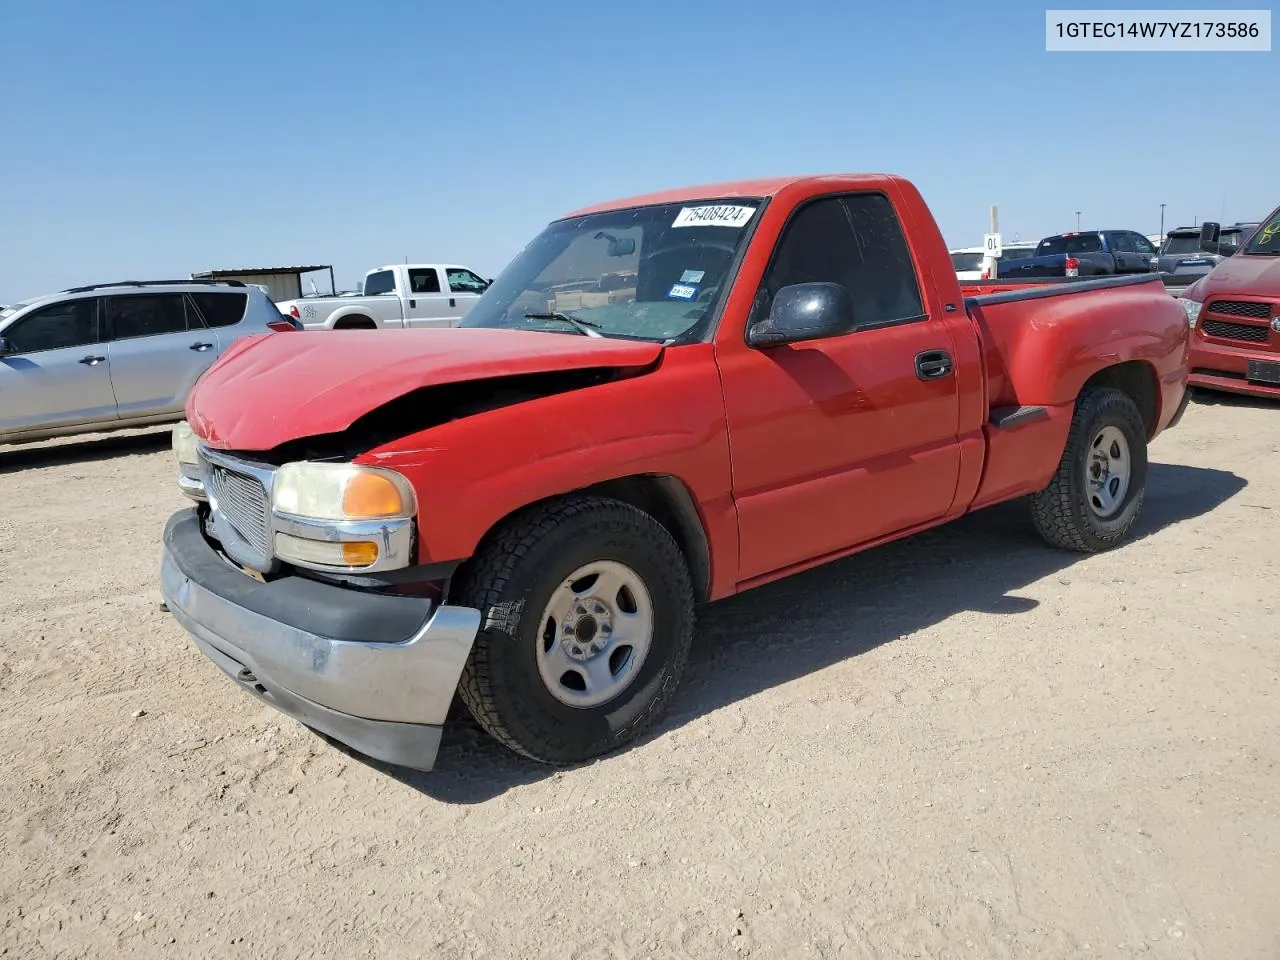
[1207,300,1271,319]
[207,463,271,557]
[1202,319,1270,344]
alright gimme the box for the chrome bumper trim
[160,525,481,771]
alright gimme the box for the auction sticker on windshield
[672,205,756,228]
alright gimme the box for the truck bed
[959,274,1187,510]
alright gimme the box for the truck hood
[187,328,664,451]
[1186,254,1280,301]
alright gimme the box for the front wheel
[1030,386,1148,553]
[452,496,695,765]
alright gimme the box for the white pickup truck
[276,263,491,330]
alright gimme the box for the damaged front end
[161,328,665,771]
[161,423,483,771]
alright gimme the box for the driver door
[716,191,964,582]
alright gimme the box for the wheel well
[1081,360,1158,438]
[465,475,712,603]
[333,315,377,330]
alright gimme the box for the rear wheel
[452,496,695,765]
[1030,387,1148,553]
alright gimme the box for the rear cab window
[1036,234,1104,256]
[364,270,396,296]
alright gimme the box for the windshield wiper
[521,312,604,338]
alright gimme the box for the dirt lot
[1,395,1277,960]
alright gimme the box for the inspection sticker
[671,204,756,228]
[679,269,705,283]
[667,282,699,301]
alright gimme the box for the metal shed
[189,264,335,303]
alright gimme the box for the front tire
[1030,387,1148,553]
[452,496,695,765]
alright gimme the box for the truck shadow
[0,428,171,474]
[350,460,1245,803]
[1189,389,1280,411]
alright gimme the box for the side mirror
[1199,221,1221,252]
[746,282,856,348]
[0,336,10,356]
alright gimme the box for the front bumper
[159,509,481,771]
[1189,336,1280,401]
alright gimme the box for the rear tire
[1030,387,1148,553]
[452,496,695,765]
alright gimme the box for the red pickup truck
[1177,206,1280,399]
[161,174,1190,772]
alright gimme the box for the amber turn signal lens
[340,541,380,566]
[341,471,405,518]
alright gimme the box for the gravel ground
[1,394,1277,960]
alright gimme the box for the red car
[1180,206,1280,399]
[161,173,1190,772]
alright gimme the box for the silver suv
[0,280,300,445]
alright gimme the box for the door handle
[189,342,214,351]
[449,297,456,308]
[79,355,106,365]
[915,350,953,381]
[409,299,416,308]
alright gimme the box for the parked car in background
[1179,210,1280,399]
[0,280,299,445]
[161,172,1189,773]
[275,263,491,330]
[950,246,988,280]
[949,240,1038,280]
[998,230,1160,279]
[1155,222,1260,293]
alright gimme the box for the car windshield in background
[1036,234,1104,256]
[1162,235,1201,255]
[951,252,984,271]
[999,246,1037,261]
[458,199,763,343]
[1243,210,1280,255]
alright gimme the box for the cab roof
[559,173,899,219]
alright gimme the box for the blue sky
[1,0,1275,302]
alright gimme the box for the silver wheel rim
[536,560,654,709]
[1085,424,1131,519]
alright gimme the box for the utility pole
[1160,203,1166,237]
[1075,210,1081,231]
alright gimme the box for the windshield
[1243,208,1280,255]
[951,252,984,271]
[1036,234,1103,256]
[1161,235,1201,255]
[459,199,763,343]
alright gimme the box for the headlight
[172,420,199,466]
[272,461,416,521]
[172,421,206,500]
[1176,297,1202,328]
